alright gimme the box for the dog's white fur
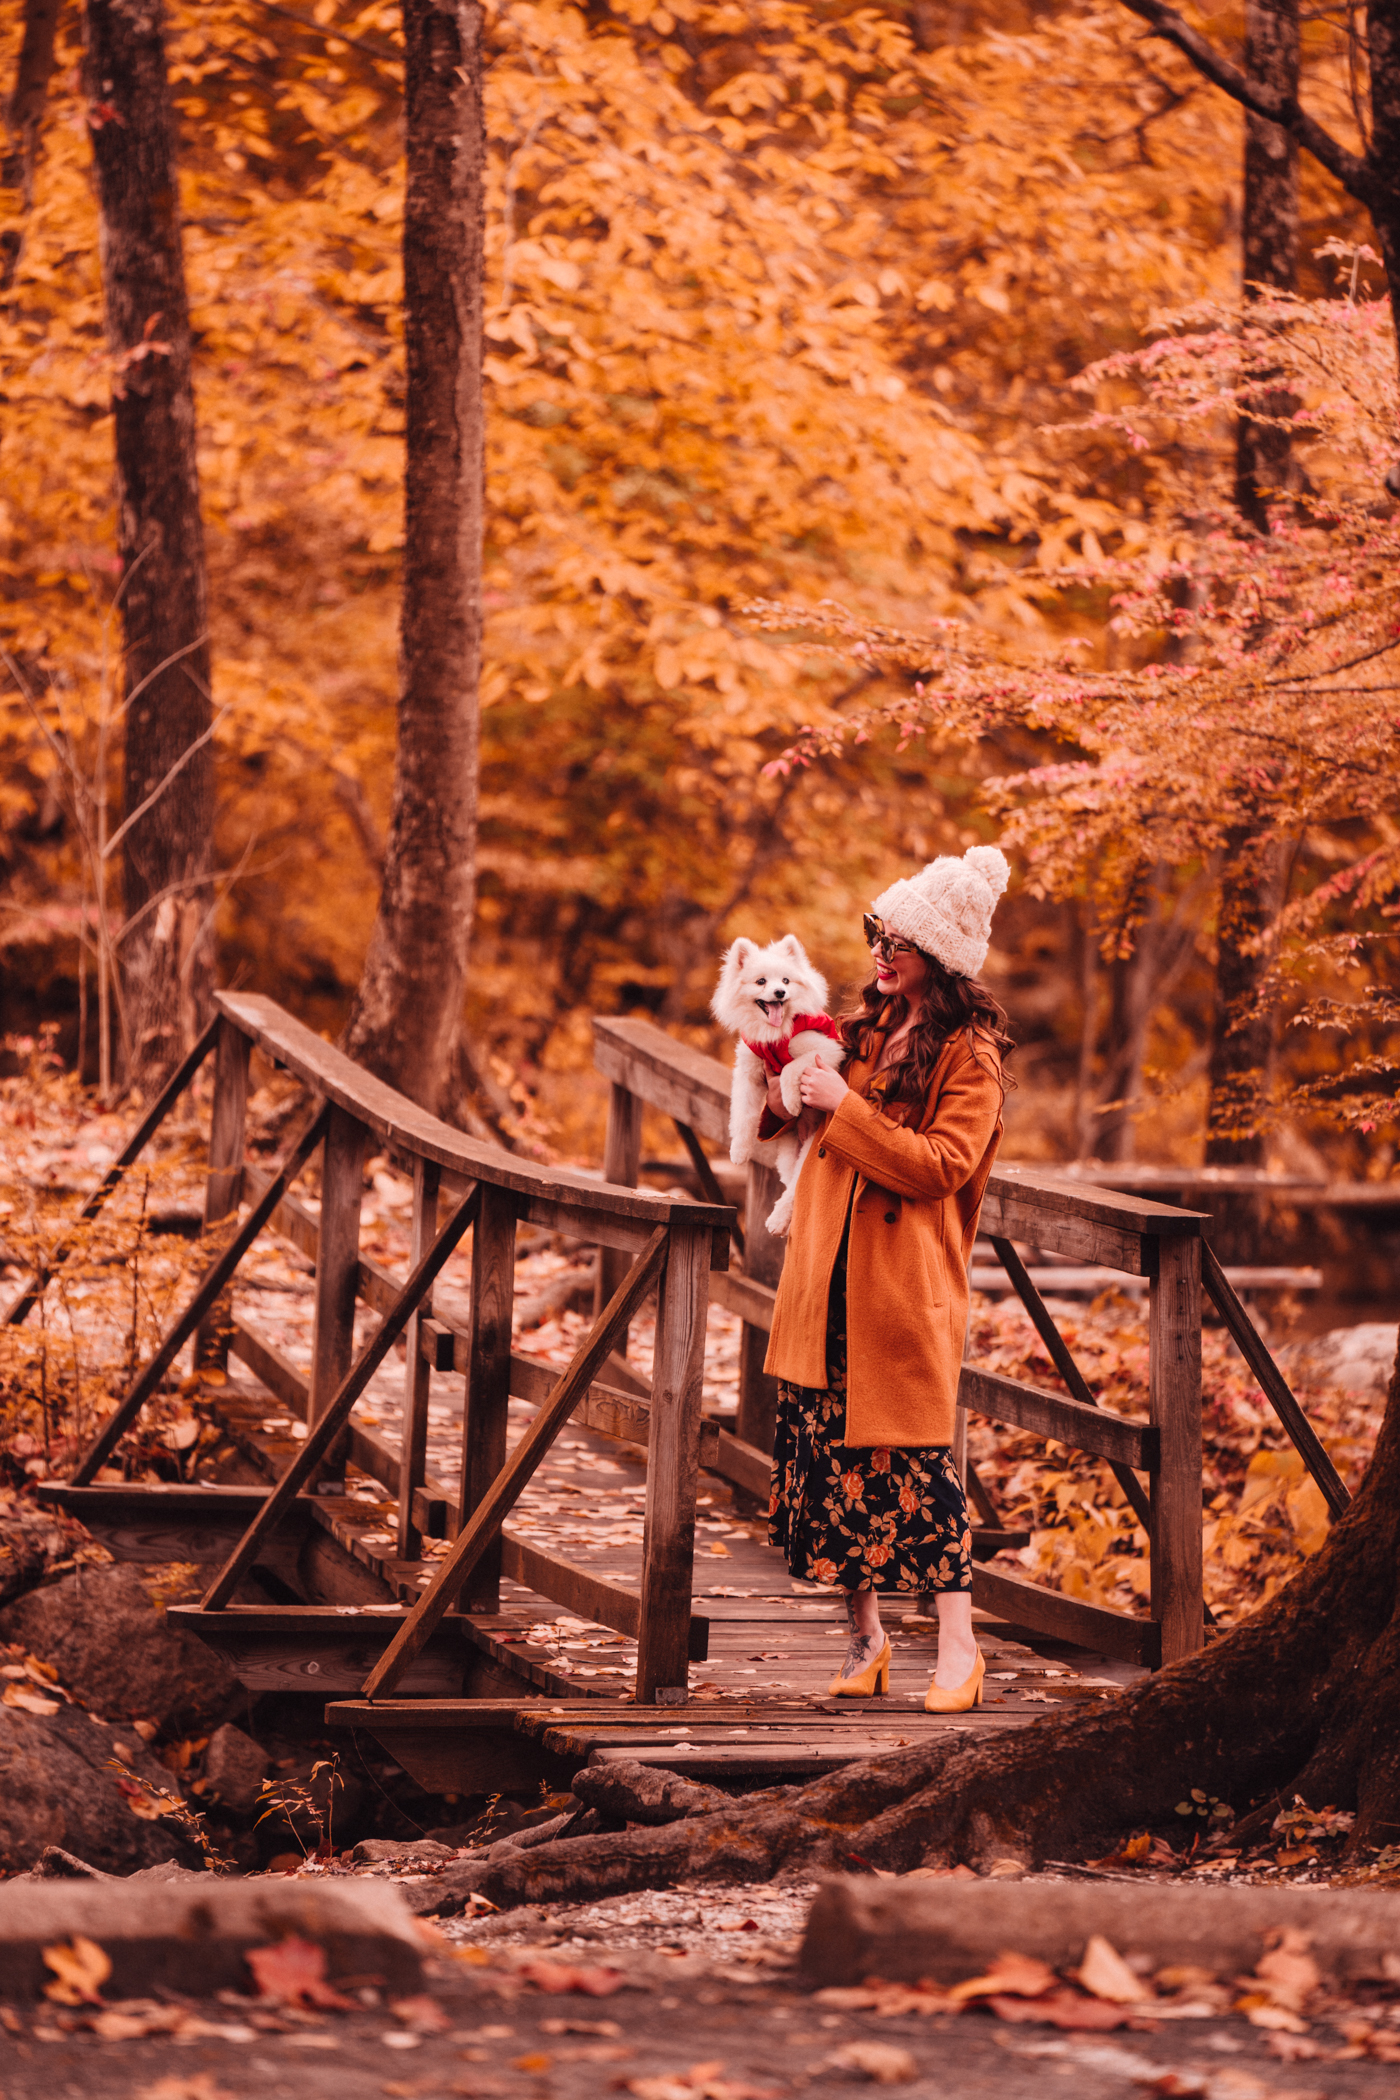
[711,935,847,1236]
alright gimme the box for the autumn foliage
[2,0,1384,1163]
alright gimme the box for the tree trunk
[1208,5,1297,1167]
[1367,1,1400,340]
[342,0,483,1114]
[435,1335,1400,1913]
[1234,0,1298,532]
[3,0,63,210]
[85,0,213,1090]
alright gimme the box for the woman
[763,844,1012,1713]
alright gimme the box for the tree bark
[85,0,213,1089]
[1206,6,1297,1168]
[3,0,63,208]
[1115,0,1400,379]
[342,0,483,1114]
[1234,0,1298,533]
[433,1336,1400,1913]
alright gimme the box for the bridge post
[637,1218,710,1701]
[460,1182,517,1610]
[595,1081,643,1349]
[307,1105,369,1487]
[195,1016,251,1371]
[1149,1231,1204,1663]
[397,1155,441,1561]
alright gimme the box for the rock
[0,1490,95,1610]
[0,1563,238,1732]
[351,1837,457,1864]
[1274,1322,1398,1396]
[0,1701,201,1875]
[203,1721,268,1812]
[0,1878,425,1999]
[800,1875,1400,1987]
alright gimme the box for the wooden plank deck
[177,1351,1127,1785]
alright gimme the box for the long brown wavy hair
[838,955,1015,1112]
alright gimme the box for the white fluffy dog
[711,935,847,1236]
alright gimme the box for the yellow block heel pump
[828,1635,892,1698]
[924,1647,984,1713]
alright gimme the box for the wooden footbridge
[19,993,1349,1798]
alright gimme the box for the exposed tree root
[436,1342,1400,1916]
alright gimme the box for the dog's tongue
[759,998,786,1020]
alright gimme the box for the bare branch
[1116,0,1373,202]
[101,703,232,860]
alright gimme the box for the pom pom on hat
[869,843,1010,979]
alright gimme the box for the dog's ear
[723,937,756,969]
[776,934,807,964]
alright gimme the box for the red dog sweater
[745,1012,841,1142]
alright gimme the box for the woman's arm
[820,1042,1001,1199]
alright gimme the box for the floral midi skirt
[767,1235,972,1595]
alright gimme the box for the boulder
[1274,1322,1399,1397]
[0,1878,425,1999]
[203,1720,268,1812]
[0,1563,238,1732]
[0,1492,93,1610]
[0,1700,201,1875]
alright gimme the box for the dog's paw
[765,1192,794,1236]
[778,1060,807,1116]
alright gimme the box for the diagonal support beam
[361,1225,670,1701]
[197,1184,482,1604]
[1201,1242,1350,1521]
[201,1180,483,1609]
[5,1015,220,1328]
[989,1235,1156,1533]
[73,1101,331,1485]
[672,1119,744,1258]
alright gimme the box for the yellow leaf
[42,1935,111,2006]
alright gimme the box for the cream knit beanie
[870,844,1010,979]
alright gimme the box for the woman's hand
[799,1061,849,1113]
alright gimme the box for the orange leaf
[516,1958,627,1997]
[947,1950,1057,2002]
[42,1935,111,2006]
[245,1936,354,2010]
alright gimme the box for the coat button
[884,1210,896,1223]
[817,1148,826,1158]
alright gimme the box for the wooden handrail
[592,1015,1208,1265]
[220,993,734,1247]
[592,1009,1212,1668]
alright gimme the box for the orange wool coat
[763,1027,1003,1448]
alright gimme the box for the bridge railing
[595,1016,1223,1668]
[62,993,734,1704]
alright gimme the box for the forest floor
[6,1872,1400,2100]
